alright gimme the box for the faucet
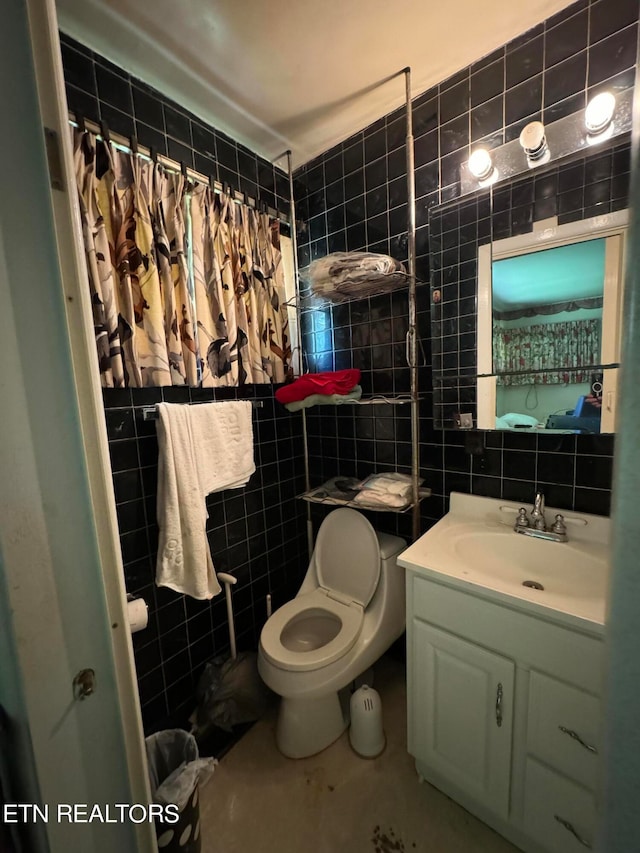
[513,491,568,542]
[531,492,546,531]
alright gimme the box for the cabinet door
[410,620,515,818]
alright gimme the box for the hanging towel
[155,401,255,600]
[275,369,360,405]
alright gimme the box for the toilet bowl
[258,508,406,758]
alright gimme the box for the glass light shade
[585,92,616,134]
[468,148,493,180]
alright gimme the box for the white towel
[155,401,255,600]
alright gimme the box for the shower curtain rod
[68,112,292,226]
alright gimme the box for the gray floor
[199,656,519,852]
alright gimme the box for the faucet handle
[515,507,530,530]
[552,514,567,536]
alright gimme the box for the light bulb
[585,92,616,135]
[468,148,494,181]
[519,121,549,166]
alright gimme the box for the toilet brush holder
[349,685,385,758]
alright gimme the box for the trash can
[146,729,217,852]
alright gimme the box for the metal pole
[404,67,420,542]
[284,150,314,559]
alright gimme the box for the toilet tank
[374,531,407,618]
[377,531,406,562]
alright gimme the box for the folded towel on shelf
[156,401,255,600]
[354,473,419,509]
[300,252,407,300]
[284,385,362,412]
[275,369,361,405]
[353,490,409,509]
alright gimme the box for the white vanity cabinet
[406,571,604,853]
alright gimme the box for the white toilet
[258,508,406,758]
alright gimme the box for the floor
[199,655,519,853]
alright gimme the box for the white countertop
[398,493,610,636]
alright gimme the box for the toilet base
[276,692,348,758]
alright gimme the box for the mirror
[477,210,628,433]
[428,139,631,431]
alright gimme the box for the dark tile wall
[294,0,636,536]
[60,36,309,733]
[60,32,291,215]
[105,385,308,733]
[429,141,631,426]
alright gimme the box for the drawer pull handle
[554,814,592,848]
[559,725,598,754]
[495,682,503,727]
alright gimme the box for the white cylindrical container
[349,685,385,758]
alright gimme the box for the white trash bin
[349,685,385,758]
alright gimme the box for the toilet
[258,508,406,758]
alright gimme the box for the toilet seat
[260,589,364,672]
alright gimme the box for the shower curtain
[72,129,291,388]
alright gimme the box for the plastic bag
[146,729,216,810]
[191,651,272,736]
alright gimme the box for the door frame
[0,1,154,850]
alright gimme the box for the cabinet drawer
[523,758,596,853]
[528,671,601,790]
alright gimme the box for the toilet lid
[316,508,380,608]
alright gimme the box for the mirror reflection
[477,211,627,433]
[493,237,604,430]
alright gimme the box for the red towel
[275,369,361,404]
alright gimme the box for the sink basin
[398,493,610,632]
[452,526,608,600]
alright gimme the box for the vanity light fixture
[519,121,550,167]
[585,91,616,141]
[468,147,495,182]
[458,86,633,199]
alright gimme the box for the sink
[452,525,608,600]
[398,492,610,631]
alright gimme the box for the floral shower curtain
[493,318,600,386]
[73,129,291,388]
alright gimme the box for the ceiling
[56,0,577,170]
[492,239,606,311]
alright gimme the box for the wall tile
[62,35,307,737]
[293,0,634,542]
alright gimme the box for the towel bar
[141,400,264,421]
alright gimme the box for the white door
[0,2,154,851]
[410,620,514,818]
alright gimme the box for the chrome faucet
[531,492,547,531]
[513,491,568,542]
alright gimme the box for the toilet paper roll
[127,597,148,633]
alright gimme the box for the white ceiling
[56,0,577,170]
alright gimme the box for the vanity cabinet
[407,572,604,853]
[411,621,514,819]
